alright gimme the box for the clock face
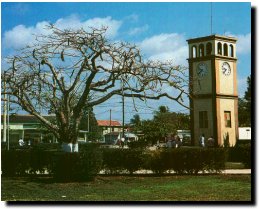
[196,62,208,77]
[222,62,231,76]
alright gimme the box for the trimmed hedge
[1,148,102,182]
[101,148,143,174]
[51,149,102,182]
[2,147,228,179]
[101,147,226,174]
[143,147,226,174]
[226,144,251,168]
[1,149,54,176]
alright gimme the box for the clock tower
[187,35,238,146]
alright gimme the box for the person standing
[19,138,25,146]
[199,134,205,147]
[121,136,125,148]
[207,136,214,147]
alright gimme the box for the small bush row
[1,146,102,182]
[52,150,102,182]
[3,145,250,181]
[101,148,144,174]
[101,147,226,174]
[1,149,53,176]
[226,143,251,168]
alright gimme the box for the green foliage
[132,106,190,145]
[101,148,144,174]
[141,120,160,145]
[226,143,251,168]
[29,150,53,174]
[101,147,226,175]
[1,150,53,176]
[238,75,251,126]
[79,107,103,141]
[238,98,251,126]
[2,146,228,179]
[223,132,230,147]
[244,75,251,102]
[143,148,226,174]
[142,149,171,174]
[51,149,102,182]
[130,114,142,134]
[127,140,148,149]
[1,147,102,181]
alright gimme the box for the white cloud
[128,24,149,36]
[124,14,139,22]
[3,15,122,50]
[226,32,251,55]
[139,33,188,66]
[10,3,30,15]
[236,33,251,54]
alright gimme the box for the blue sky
[1,2,251,123]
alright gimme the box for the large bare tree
[2,25,188,151]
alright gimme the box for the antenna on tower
[210,2,213,35]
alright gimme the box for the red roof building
[97,120,121,127]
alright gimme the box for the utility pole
[3,75,7,143]
[109,109,112,143]
[122,78,125,140]
[40,104,43,143]
[7,95,10,150]
[122,87,125,140]
[85,108,90,143]
[88,108,90,133]
[210,2,213,35]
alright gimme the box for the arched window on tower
[199,44,204,57]
[206,42,212,56]
[192,45,197,58]
[217,42,222,55]
[224,43,228,56]
[229,44,234,57]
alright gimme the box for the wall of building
[193,99,213,144]
[192,60,212,94]
[217,60,235,95]
[102,127,122,135]
[218,98,237,146]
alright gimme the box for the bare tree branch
[2,25,188,145]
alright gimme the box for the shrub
[31,143,61,151]
[171,148,204,174]
[127,140,148,149]
[1,146,228,178]
[123,149,144,174]
[101,148,143,174]
[142,149,171,174]
[1,149,54,176]
[29,150,53,174]
[79,143,101,151]
[239,144,251,168]
[1,150,30,176]
[51,148,102,182]
[143,147,226,174]
[203,148,226,173]
[101,148,125,174]
[2,150,19,176]
[1,147,102,181]
[226,143,251,168]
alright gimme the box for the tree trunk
[62,142,79,152]
[59,125,79,152]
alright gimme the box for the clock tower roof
[187,34,237,44]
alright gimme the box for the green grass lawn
[1,175,251,201]
[225,162,245,169]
